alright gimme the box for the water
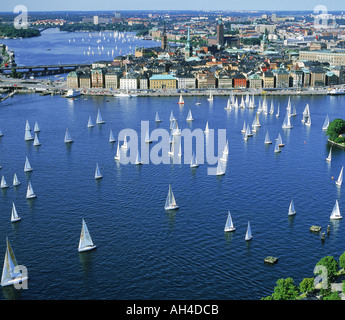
[0,92,344,300]
[1,30,345,300]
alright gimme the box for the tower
[184,26,193,60]
[161,21,167,51]
[217,17,224,47]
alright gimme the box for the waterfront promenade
[0,75,343,98]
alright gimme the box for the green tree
[339,252,345,270]
[326,118,345,142]
[271,278,300,300]
[323,291,341,300]
[316,256,339,283]
[299,278,315,294]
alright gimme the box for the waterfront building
[91,68,105,88]
[66,70,80,88]
[262,70,275,88]
[175,72,196,89]
[326,71,339,86]
[149,74,177,89]
[248,73,263,89]
[290,64,304,88]
[104,70,122,89]
[139,73,149,89]
[299,50,345,66]
[310,66,326,87]
[302,68,311,87]
[232,72,247,88]
[79,70,91,89]
[273,64,290,88]
[196,71,216,89]
[217,70,232,89]
[120,72,140,90]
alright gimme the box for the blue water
[0,93,344,300]
[0,29,345,300]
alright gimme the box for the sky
[3,0,345,12]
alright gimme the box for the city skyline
[1,0,345,12]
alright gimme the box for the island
[326,118,345,147]
[0,24,40,39]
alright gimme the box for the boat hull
[78,245,97,252]
[1,276,28,287]
[165,205,179,211]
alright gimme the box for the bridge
[0,63,92,76]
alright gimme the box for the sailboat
[155,111,162,122]
[145,130,152,143]
[277,133,284,147]
[252,113,261,128]
[225,98,231,110]
[1,237,28,287]
[274,140,281,153]
[33,133,41,146]
[135,151,143,165]
[96,109,105,124]
[169,111,176,122]
[223,140,229,155]
[207,90,213,101]
[78,219,97,252]
[288,199,296,216]
[204,121,210,134]
[12,174,20,187]
[264,131,272,144]
[164,184,179,210]
[322,115,329,131]
[87,116,95,128]
[241,121,246,133]
[94,163,103,179]
[245,221,253,241]
[121,135,128,149]
[190,152,199,168]
[305,114,311,126]
[1,176,9,189]
[224,211,236,232]
[269,101,274,115]
[246,124,253,137]
[64,128,73,144]
[282,111,293,129]
[109,130,116,143]
[26,180,36,199]
[11,203,21,223]
[24,129,34,141]
[25,120,31,132]
[24,157,33,172]
[336,166,343,187]
[34,121,40,133]
[326,147,332,162]
[186,109,194,121]
[330,199,342,220]
[276,104,280,118]
[114,141,121,160]
[216,159,225,176]
[177,94,185,105]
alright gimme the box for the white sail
[1,176,9,189]
[11,203,21,223]
[277,133,284,147]
[224,211,236,232]
[269,101,274,115]
[121,135,128,149]
[225,98,231,110]
[87,116,95,128]
[276,104,280,118]
[96,109,105,124]
[274,140,281,153]
[172,120,181,136]
[186,109,194,121]
[216,159,225,176]
[109,130,116,143]
[145,130,152,143]
[322,115,329,131]
[241,121,246,133]
[94,163,102,179]
[165,184,179,210]
[34,121,40,132]
[282,111,293,129]
[135,151,143,165]
[33,133,41,146]
[178,94,184,104]
[190,151,199,168]
[207,90,213,101]
[223,140,229,155]
[326,147,332,162]
[24,157,33,172]
[24,129,34,141]
[264,131,272,144]
[155,111,162,122]
[114,141,121,160]
[169,111,176,122]
[245,221,253,241]
[204,121,209,134]
[26,180,36,199]
[305,114,311,126]
[78,219,97,252]
[336,166,343,187]
[330,200,342,220]
[13,174,20,187]
[64,128,73,143]
[288,199,296,216]
[1,237,28,287]
[25,120,31,131]
[246,124,253,137]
